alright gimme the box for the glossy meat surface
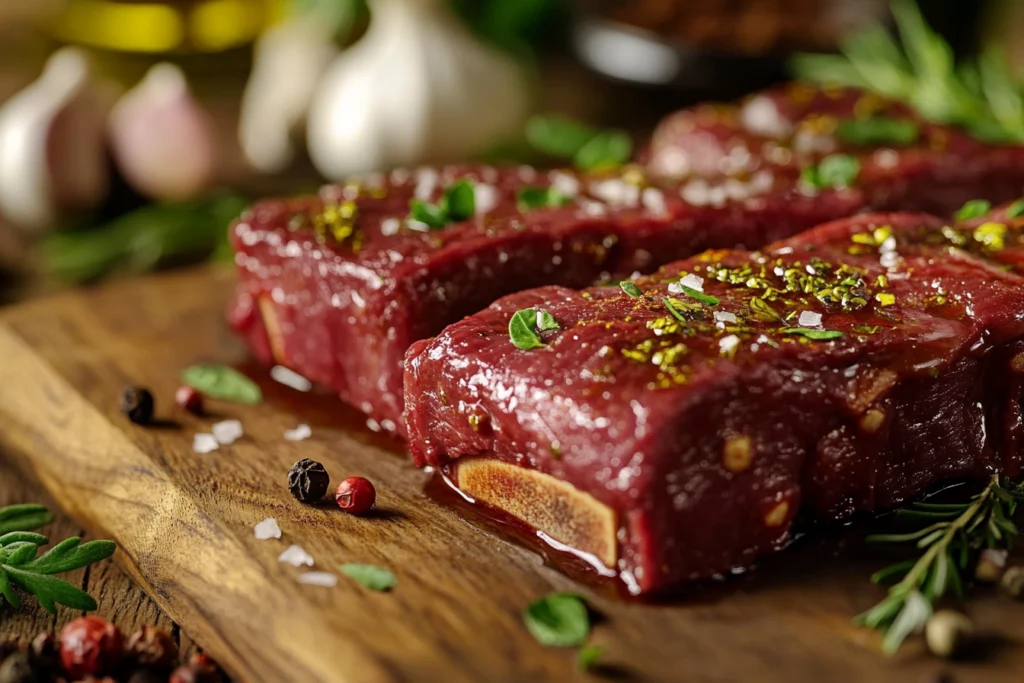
[404,208,1024,593]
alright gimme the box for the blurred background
[0,0,1020,304]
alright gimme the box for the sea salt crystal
[254,517,282,540]
[279,544,315,567]
[714,311,738,324]
[212,420,244,445]
[474,183,499,215]
[380,217,401,236]
[680,273,704,291]
[192,433,219,454]
[413,168,438,200]
[271,365,312,392]
[880,251,901,269]
[719,335,740,355]
[297,572,338,587]
[798,310,822,328]
[550,171,580,197]
[284,424,312,442]
[641,187,667,215]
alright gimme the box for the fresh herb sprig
[526,115,633,171]
[0,504,53,536]
[509,308,560,350]
[792,0,1024,143]
[857,474,1024,653]
[410,180,477,229]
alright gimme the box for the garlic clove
[108,63,215,201]
[0,47,110,231]
[239,11,339,174]
[307,0,530,179]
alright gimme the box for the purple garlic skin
[108,63,215,201]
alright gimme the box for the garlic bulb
[0,48,110,231]
[239,10,339,173]
[307,0,530,179]
[108,63,215,201]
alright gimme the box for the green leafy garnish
[791,0,1024,143]
[339,564,396,592]
[577,644,606,671]
[619,281,643,298]
[955,199,992,221]
[0,536,116,613]
[662,298,688,324]
[857,475,1024,653]
[1007,198,1024,220]
[782,328,844,340]
[517,186,573,211]
[525,115,633,171]
[0,504,53,536]
[181,365,262,405]
[678,285,720,307]
[409,180,477,229]
[802,154,861,191]
[836,117,920,146]
[749,297,785,323]
[523,593,590,647]
[509,308,560,350]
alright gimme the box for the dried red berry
[335,477,376,516]
[169,663,221,683]
[175,386,204,415]
[59,617,123,679]
[125,626,177,669]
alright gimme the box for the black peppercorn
[121,387,155,425]
[288,459,330,504]
[0,651,43,683]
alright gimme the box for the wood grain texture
[1,266,1024,682]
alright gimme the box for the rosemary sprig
[0,504,53,536]
[792,0,1024,143]
[857,474,1024,652]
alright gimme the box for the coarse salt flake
[284,424,312,442]
[380,217,401,236]
[279,544,315,567]
[192,433,219,454]
[714,311,738,324]
[680,273,704,291]
[297,572,338,587]
[271,365,312,392]
[254,517,282,540]
[719,335,741,354]
[474,183,499,215]
[798,310,822,328]
[212,419,244,445]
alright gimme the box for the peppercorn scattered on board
[2,267,1024,682]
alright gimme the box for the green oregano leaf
[509,308,560,350]
[678,285,720,307]
[619,281,643,298]
[749,297,784,322]
[836,117,920,146]
[339,564,396,591]
[816,154,861,189]
[523,593,590,647]
[517,186,572,211]
[956,199,992,221]
[441,180,476,222]
[525,115,597,159]
[783,327,845,340]
[1007,198,1024,219]
[181,364,262,405]
[537,310,560,332]
[409,200,449,229]
[573,131,633,171]
[577,644,606,671]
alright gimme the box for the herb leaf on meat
[802,154,861,191]
[517,186,572,211]
[181,364,263,404]
[678,285,719,307]
[782,327,844,340]
[525,114,633,171]
[619,281,643,298]
[509,308,560,350]
[409,180,477,229]
[956,199,992,221]
[836,117,920,146]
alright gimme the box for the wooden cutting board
[2,266,1024,683]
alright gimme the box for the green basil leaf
[525,115,598,158]
[409,199,449,229]
[509,309,545,350]
[574,131,633,171]
[181,365,262,405]
[339,564,396,591]
[517,186,572,211]
[956,199,992,221]
[678,285,719,307]
[537,310,560,332]
[523,593,590,647]
[442,180,476,222]
[782,327,845,340]
[816,154,861,189]
[577,643,606,671]
[619,281,643,298]
[836,117,920,145]
[1007,198,1024,219]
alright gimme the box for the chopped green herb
[509,308,559,350]
[803,154,861,191]
[523,593,590,647]
[517,186,573,211]
[1007,198,1024,219]
[955,199,992,221]
[0,504,53,536]
[339,564,396,591]
[619,281,643,298]
[574,131,633,171]
[678,285,720,307]
[853,324,883,335]
[783,327,845,340]
[0,536,116,613]
[181,364,262,405]
[525,115,598,159]
[836,117,920,146]
[577,644,606,671]
[662,298,688,324]
[749,297,784,323]
[408,180,477,229]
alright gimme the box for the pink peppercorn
[335,477,376,516]
[59,617,123,679]
[175,386,204,415]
